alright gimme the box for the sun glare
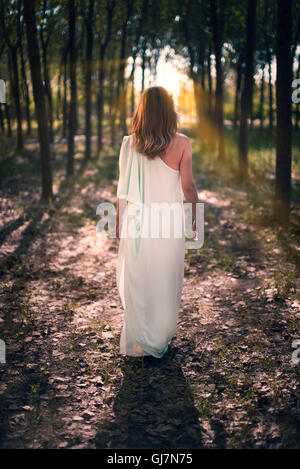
[128,46,193,104]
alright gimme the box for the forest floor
[0,129,300,449]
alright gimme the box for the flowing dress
[116,134,185,358]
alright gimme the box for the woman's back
[116,85,199,359]
[117,131,186,357]
[126,133,184,207]
[158,132,191,171]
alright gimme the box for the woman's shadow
[95,346,203,449]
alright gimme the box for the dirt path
[0,144,299,449]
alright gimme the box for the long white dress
[116,134,185,358]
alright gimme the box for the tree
[83,0,95,164]
[275,0,292,223]
[23,0,53,201]
[66,0,77,177]
[210,0,226,160]
[238,0,257,179]
[39,0,56,143]
[110,0,134,146]
[0,0,23,150]
[96,0,116,153]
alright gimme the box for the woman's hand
[192,217,198,241]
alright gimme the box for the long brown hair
[131,86,179,159]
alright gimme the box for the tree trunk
[56,64,62,121]
[275,0,292,223]
[84,0,95,164]
[4,103,12,137]
[141,41,147,92]
[62,50,68,139]
[67,0,77,177]
[267,50,273,133]
[250,87,254,130]
[97,49,106,152]
[130,57,136,116]
[259,65,265,131]
[111,0,133,145]
[108,49,116,147]
[23,0,52,201]
[207,43,213,113]
[294,54,300,130]
[210,0,225,160]
[238,0,257,179]
[97,0,116,152]
[41,43,54,143]
[120,69,128,136]
[234,56,242,129]
[10,48,23,150]
[0,104,5,133]
[20,39,31,135]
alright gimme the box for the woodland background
[0,0,299,449]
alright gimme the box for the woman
[116,86,199,358]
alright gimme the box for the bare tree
[83,0,95,164]
[1,0,23,150]
[23,0,53,200]
[210,0,226,160]
[275,0,292,223]
[238,0,257,179]
[66,0,77,177]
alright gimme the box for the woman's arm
[179,139,199,230]
[116,197,120,240]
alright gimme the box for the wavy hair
[131,86,179,159]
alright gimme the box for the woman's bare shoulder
[175,132,190,144]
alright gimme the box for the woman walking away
[116,86,199,358]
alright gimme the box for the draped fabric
[116,134,185,358]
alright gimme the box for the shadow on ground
[95,347,203,449]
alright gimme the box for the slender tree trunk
[62,51,68,139]
[23,0,52,201]
[193,76,202,124]
[234,56,242,129]
[207,43,213,115]
[207,43,215,153]
[238,0,257,179]
[141,42,146,92]
[111,0,133,146]
[97,50,105,152]
[5,102,12,137]
[67,0,77,177]
[41,44,54,143]
[130,57,136,115]
[84,0,95,164]
[0,104,4,133]
[120,69,128,136]
[97,0,116,152]
[250,85,254,130]
[294,54,300,130]
[210,0,225,160]
[20,39,31,135]
[56,64,62,120]
[259,65,265,131]
[267,51,273,133]
[275,0,292,223]
[10,48,23,150]
[109,50,116,146]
